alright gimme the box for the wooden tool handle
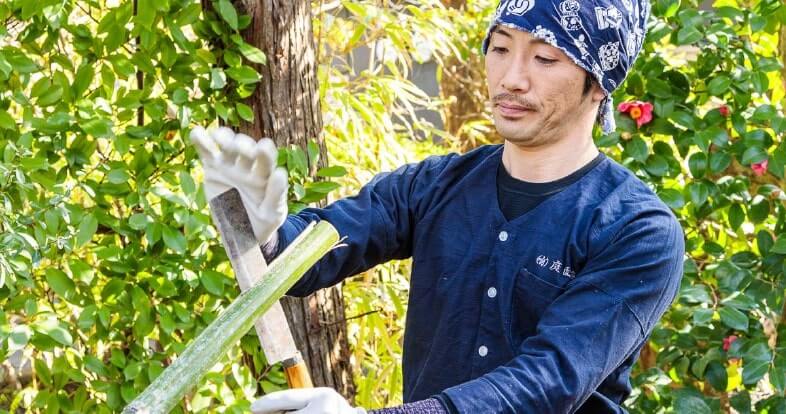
[283,355,313,389]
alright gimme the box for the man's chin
[494,123,537,145]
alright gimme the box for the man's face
[485,27,604,148]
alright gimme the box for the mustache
[491,93,537,110]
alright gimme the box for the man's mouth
[496,102,535,118]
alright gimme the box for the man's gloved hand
[189,126,288,245]
[251,387,366,414]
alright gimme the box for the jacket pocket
[506,267,568,348]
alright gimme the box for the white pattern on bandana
[573,34,590,58]
[596,6,624,30]
[533,25,557,46]
[559,0,583,31]
[599,41,620,71]
[506,0,536,16]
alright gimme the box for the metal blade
[209,188,300,364]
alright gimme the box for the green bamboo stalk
[123,221,338,414]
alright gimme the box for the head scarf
[482,0,650,134]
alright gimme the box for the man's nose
[500,58,532,93]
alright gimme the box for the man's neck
[501,137,599,183]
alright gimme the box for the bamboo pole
[122,221,338,414]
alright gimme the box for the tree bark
[232,0,354,398]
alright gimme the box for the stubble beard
[493,112,561,149]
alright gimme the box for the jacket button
[478,345,488,357]
[487,287,497,298]
[498,231,508,242]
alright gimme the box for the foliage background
[1,0,786,413]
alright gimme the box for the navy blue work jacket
[273,145,685,413]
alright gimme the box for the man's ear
[591,84,606,104]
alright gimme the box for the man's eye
[536,56,558,64]
[491,46,508,54]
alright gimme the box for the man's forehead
[490,26,551,46]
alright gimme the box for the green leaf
[107,169,130,184]
[45,269,76,301]
[81,118,114,138]
[708,75,731,95]
[210,68,226,90]
[770,237,786,254]
[719,306,748,331]
[688,182,709,206]
[162,226,187,254]
[72,64,95,98]
[688,153,707,178]
[748,196,770,223]
[316,166,348,178]
[36,85,63,107]
[77,305,97,331]
[752,105,776,122]
[8,325,32,351]
[670,111,696,130]
[681,285,712,304]
[129,213,151,231]
[692,308,714,325]
[728,204,744,231]
[771,361,786,394]
[744,342,772,362]
[674,395,712,414]
[123,362,143,381]
[751,72,769,94]
[201,270,225,296]
[84,355,110,377]
[306,181,340,194]
[741,146,768,165]
[709,151,731,173]
[136,0,156,29]
[232,35,267,64]
[217,0,239,30]
[236,102,254,122]
[0,110,15,130]
[742,359,769,384]
[625,137,649,163]
[180,171,196,196]
[131,286,152,313]
[644,154,669,176]
[730,391,752,414]
[226,66,261,84]
[34,319,73,347]
[705,361,728,391]
[76,214,98,247]
[287,147,308,176]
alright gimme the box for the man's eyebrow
[491,27,512,38]
[491,27,551,46]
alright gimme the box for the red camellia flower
[752,159,768,176]
[723,335,738,352]
[719,105,731,117]
[618,101,654,128]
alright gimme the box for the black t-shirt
[497,153,605,221]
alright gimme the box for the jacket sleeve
[441,208,685,413]
[271,157,444,297]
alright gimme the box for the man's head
[483,0,650,145]
[485,27,605,147]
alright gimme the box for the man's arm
[441,209,685,413]
[267,156,447,297]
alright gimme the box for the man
[190,0,684,412]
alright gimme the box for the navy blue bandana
[483,0,650,134]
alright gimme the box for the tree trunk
[231,0,354,399]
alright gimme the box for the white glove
[189,126,288,245]
[251,387,366,414]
